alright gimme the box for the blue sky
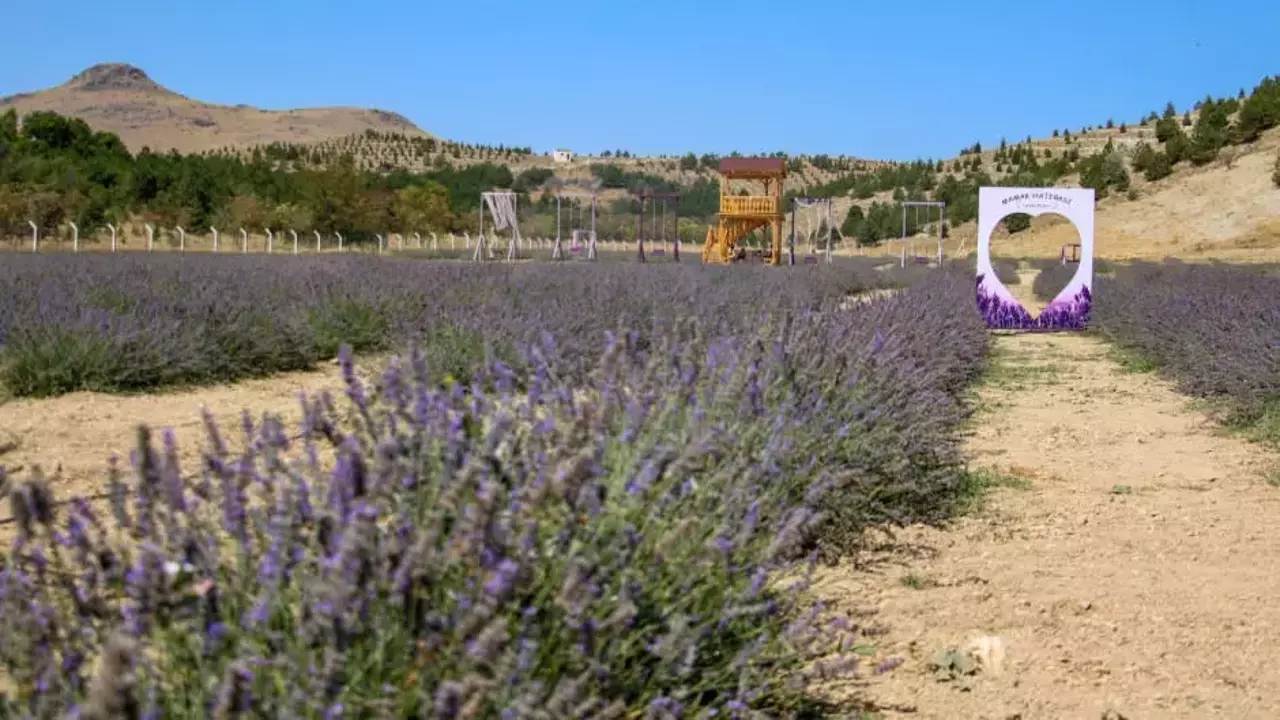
[1,0,1277,161]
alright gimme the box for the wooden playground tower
[702,157,787,264]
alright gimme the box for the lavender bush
[0,255,893,398]
[1,269,989,716]
[1032,264,1076,301]
[1093,261,1280,442]
[946,256,1020,285]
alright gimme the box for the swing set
[635,191,681,263]
[554,192,598,261]
[788,197,835,265]
[899,200,947,267]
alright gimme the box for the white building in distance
[552,149,574,164]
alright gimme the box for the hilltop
[0,63,429,154]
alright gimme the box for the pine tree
[1145,152,1173,181]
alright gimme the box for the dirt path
[816,332,1280,719]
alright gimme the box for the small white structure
[552,149,574,164]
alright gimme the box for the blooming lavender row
[1092,261,1280,432]
[1,269,989,717]
[974,275,1092,331]
[0,254,895,397]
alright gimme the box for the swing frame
[554,192,599,261]
[788,197,835,266]
[899,200,947,267]
[635,191,682,263]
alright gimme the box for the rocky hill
[0,63,429,154]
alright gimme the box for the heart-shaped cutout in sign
[974,187,1095,331]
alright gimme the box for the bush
[1131,142,1155,173]
[0,273,990,716]
[1273,153,1280,188]
[1238,75,1280,142]
[1094,262,1280,439]
[1032,264,1075,301]
[1144,151,1173,182]
[1002,213,1031,234]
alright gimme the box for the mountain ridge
[0,63,429,153]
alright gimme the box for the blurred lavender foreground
[0,258,989,717]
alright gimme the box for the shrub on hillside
[1273,153,1280,188]
[1131,141,1155,173]
[0,274,989,716]
[1237,75,1280,142]
[1144,151,1173,182]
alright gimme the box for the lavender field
[1092,261,1280,446]
[0,255,894,397]
[0,255,991,717]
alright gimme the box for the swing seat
[570,246,582,253]
[651,249,666,256]
[802,255,819,265]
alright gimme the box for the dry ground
[0,363,363,515]
[813,326,1280,719]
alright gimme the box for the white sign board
[975,187,1095,330]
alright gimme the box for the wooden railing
[720,195,778,215]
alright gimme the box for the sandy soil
[0,365,352,510]
[814,332,1280,719]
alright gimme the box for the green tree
[1130,141,1156,173]
[395,181,455,232]
[271,202,315,232]
[1237,75,1280,142]
[1144,152,1173,182]
[1002,213,1031,233]
[1187,99,1232,165]
[840,204,864,239]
